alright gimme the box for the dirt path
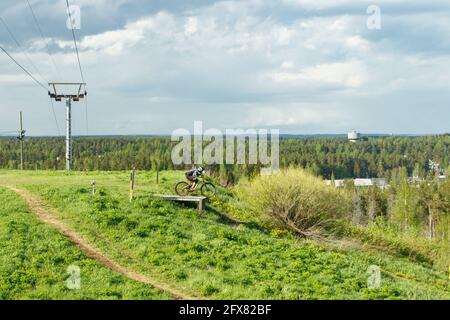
[5,186,196,300]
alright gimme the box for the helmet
[197,166,204,173]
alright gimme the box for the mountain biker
[185,166,205,191]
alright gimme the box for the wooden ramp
[152,194,207,213]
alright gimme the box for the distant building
[355,178,388,189]
[325,178,388,189]
[325,179,345,188]
[348,130,361,142]
[353,179,373,187]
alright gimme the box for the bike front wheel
[175,181,191,196]
[201,183,216,198]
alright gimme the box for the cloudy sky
[0,0,449,136]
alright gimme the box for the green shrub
[238,168,351,238]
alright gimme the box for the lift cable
[65,0,89,136]
[23,0,63,135]
[1,15,62,136]
[65,0,85,83]
[25,0,63,81]
[1,44,62,135]
[0,16,48,86]
[0,45,47,91]
[49,97,62,136]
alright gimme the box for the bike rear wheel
[201,183,216,198]
[175,181,191,196]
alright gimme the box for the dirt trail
[5,186,196,300]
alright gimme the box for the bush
[238,169,351,238]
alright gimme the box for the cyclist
[185,166,205,191]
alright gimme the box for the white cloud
[265,61,368,88]
[0,73,32,85]
[243,104,345,128]
[282,0,357,10]
[1,0,450,135]
[282,0,450,10]
[345,35,370,53]
[58,11,176,55]
[184,16,198,36]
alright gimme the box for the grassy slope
[1,170,449,300]
[0,187,171,300]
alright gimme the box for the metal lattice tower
[48,83,87,171]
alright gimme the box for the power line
[0,134,18,137]
[23,0,63,136]
[0,16,48,86]
[49,97,62,136]
[65,0,89,136]
[0,45,48,90]
[1,43,61,136]
[65,0,85,83]
[25,0,62,81]
[0,9,62,138]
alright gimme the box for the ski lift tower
[48,82,87,171]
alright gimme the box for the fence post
[130,168,136,201]
[156,167,159,188]
[198,198,205,214]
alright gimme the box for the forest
[0,135,449,184]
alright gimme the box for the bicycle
[175,177,216,198]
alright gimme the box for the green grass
[1,170,450,299]
[0,186,171,300]
[341,221,450,270]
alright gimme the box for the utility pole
[17,111,26,170]
[66,98,72,171]
[48,83,86,171]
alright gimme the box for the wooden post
[156,164,159,187]
[198,198,204,214]
[129,168,136,201]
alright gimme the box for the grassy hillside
[0,170,449,299]
[0,187,171,300]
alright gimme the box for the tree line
[0,135,449,183]
[350,171,450,242]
